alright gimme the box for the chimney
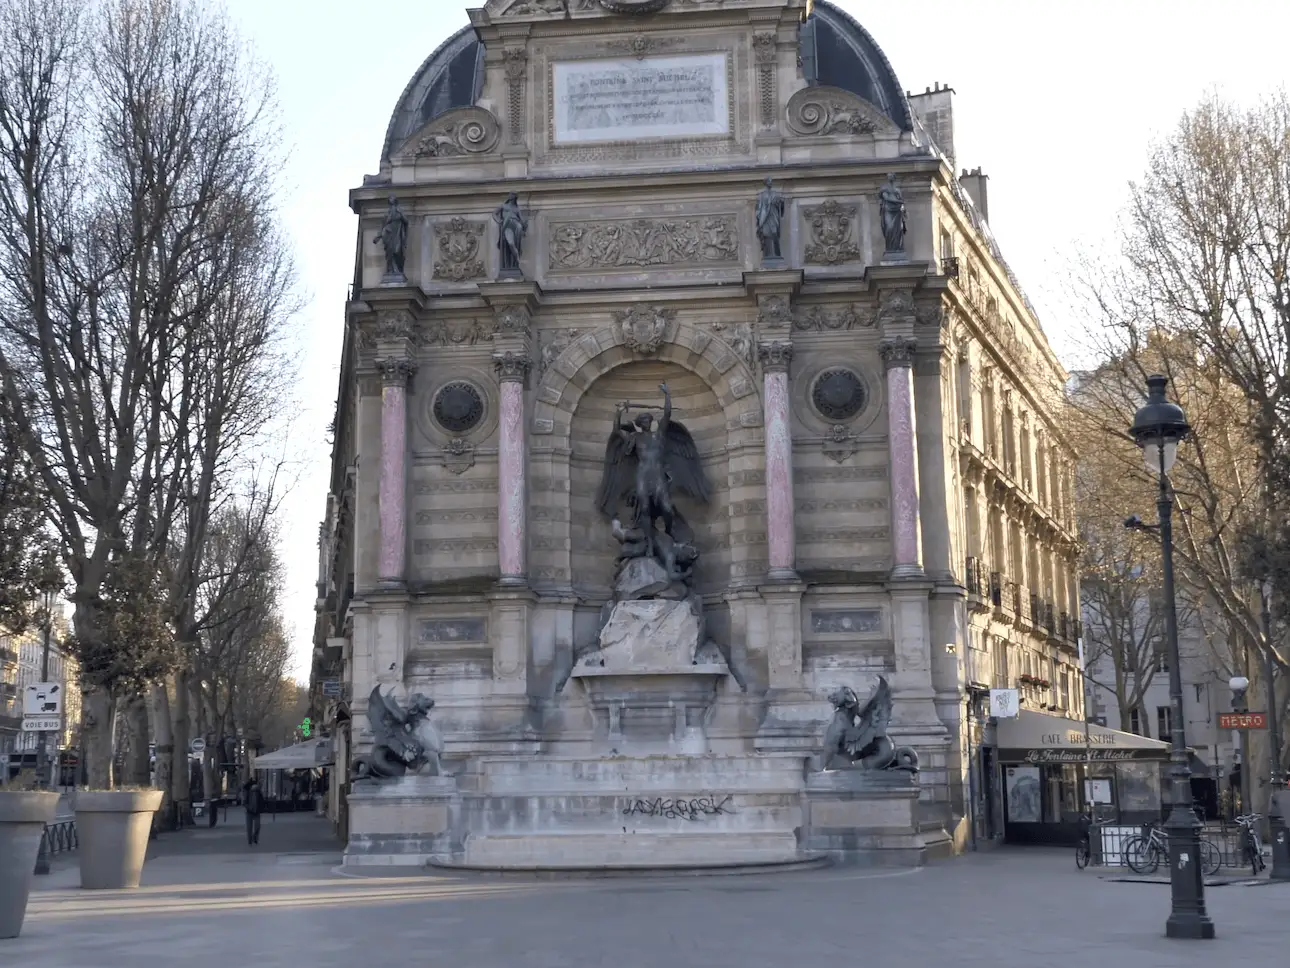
[907,81,955,167]
[959,166,990,223]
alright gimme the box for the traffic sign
[22,716,60,732]
[1219,712,1267,730]
[23,682,61,718]
[322,679,341,697]
[190,738,206,753]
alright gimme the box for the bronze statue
[596,382,710,560]
[352,687,443,780]
[821,677,920,772]
[879,173,907,254]
[493,192,527,275]
[755,176,785,261]
[374,194,409,278]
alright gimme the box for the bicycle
[1234,814,1266,875]
[1122,821,1222,876]
[1075,812,1092,870]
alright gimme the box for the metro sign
[1218,712,1267,730]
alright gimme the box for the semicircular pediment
[391,106,502,163]
[784,86,900,139]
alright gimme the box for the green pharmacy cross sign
[301,717,312,738]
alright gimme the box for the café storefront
[993,711,1171,845]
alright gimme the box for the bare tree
[0,0,294,787]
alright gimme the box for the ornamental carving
[433,218,487,282]
[706,321,755,369]
[377,357,418,386]
[549,216,738,271]
[803,201,860,266]
[785,87,891,138]
[419,318,494,347]
[409,107,501,159]
[538,327,580,377]
[494,306,531,340]
[597,0,669,12]
[614,305,676,355]
[501,0,570,14]
[432,382,486,434]
[878,288,916,324]
[811,369,868,421]
[441,438,476,475]
[372,309,415,342]
[879,339,918,369]
[758,341,793,372]
[794,304,874,332]
[757,294,793,329]
[492,351,532,383]
[822,424,860,464]
[606,34,683,59]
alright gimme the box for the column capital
[493,350,532,384]
[758,340,793,373]
[879,338,918,370]
[377,357,417,386]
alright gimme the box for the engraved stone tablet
[552,53,730,145]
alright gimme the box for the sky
[219,0,1290,680]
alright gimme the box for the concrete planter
[0,790,59,939]
[72,789,163,890]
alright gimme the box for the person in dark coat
[243,777,263,846]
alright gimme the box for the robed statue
[374,194,409,279]
[755,176,785,261]
[493,192,528,275]
[596,382,711,559]
[878,173,907,254]
[352,687,443,780]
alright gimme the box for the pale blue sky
[222,0,1290,678]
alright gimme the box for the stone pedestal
[801,769,928,867]
[344,775,460,867]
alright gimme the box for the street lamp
[1129,374,1213,939]
[1258,580,1290,879]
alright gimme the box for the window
[1154,645,1168,673]
[1156,705,1173,741]
[1129,708,1144,736]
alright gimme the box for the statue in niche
[493,192,528,276]
[755,176,786,262]
[374,194,409,280]
[596,382,711,564]
[821,677,920,773]
[879,173,907,254]
[352,687,443,780]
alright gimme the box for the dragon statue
[821,676,920,773]
[352,687,443,780]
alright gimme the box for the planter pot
[0,790,59,939]
[72,789,164,890]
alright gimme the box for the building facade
[0,610,79,774]
[313,0,1079,856]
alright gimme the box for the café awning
[251,738,333,770]
[995,710,1171,763]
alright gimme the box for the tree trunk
[122,696,151,787]
[171,666,191,821]
[150,679,175,824]
[82,686,116,789]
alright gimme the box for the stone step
[455,830,805,869]
[473,753,806,796]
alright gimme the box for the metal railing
[42,819,78,856]
[964,557,988,603]
[1088,820,1263,870]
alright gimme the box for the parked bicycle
[1234,814,1265,875]
[1075,812,1092,870]
[1122,821,1222,876]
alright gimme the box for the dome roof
[379,3,911,161]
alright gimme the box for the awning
[251,738,333,770]
[995,710,1171,764]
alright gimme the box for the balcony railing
[965,556,989,609]
[941,255,960,278]
[1014,584,1033,629]
[1043,600,1057,637]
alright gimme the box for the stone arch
[527,321,767,598]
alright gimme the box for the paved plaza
[7,812,1287,968]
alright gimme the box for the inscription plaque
[420,618,487,644]
[811,609,883,634]
[552,53,730,144]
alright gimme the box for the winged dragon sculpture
[352,687,443,780]
[821,677,920,772]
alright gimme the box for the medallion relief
[803,200,860,266]
[613,305,677,355]
[548,215,739,271]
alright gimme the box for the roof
[378,1,912,161]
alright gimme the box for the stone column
[758,341,796,580]
[493,350,531,585]
[377,357,416,586]
[882,337,923,578]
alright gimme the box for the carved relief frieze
[407,107,501,159]
[757,294,793,329]
[433,218,487,282]
[705,321,755,369]
[538,327,580,378]
[494,306,532,341]
[501,0,572,15]
[548,215,738,271]
[878,288,916,325]
[369,309,415,343]
[785,87,894,138]
[614,305,676,355]
[793,303,874,332]
[419,318,494,347]
[803,201,860,266]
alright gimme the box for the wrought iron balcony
[965,556,989,609]
[941,255,960,278]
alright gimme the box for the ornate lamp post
[1258,580,1290,879]
[1129,374,1213,939]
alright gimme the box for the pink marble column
[759,341,796,580]
[377,357,416,586]
[494,351,531,584]
[881,338,923,577]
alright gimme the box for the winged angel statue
[595,382,711,563]
[352,687,443,780]
[821,676,920,772]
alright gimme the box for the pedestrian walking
[243,777,263,846]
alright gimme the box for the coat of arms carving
[803,200,860,266]
[614,305,676,355]
[434,218,486,282]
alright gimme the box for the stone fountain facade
[316,0,1082,868]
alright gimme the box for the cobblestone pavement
[9,824,1288,968]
